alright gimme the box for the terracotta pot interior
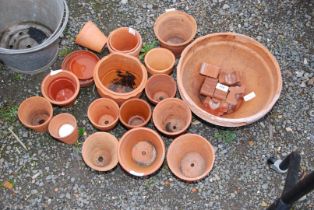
[146,75,176,103]
[168,135,214,180]
[180,34,281,119]
[97,54,143,94]
[110,28,139,52]
[155,13,195,45]
[119,129,164,174]
[47,77,77,102]
[154,100,190,134]
[120,100,151,127]
[89,99,119,127]
[49,114,76,138]
[146,49,175,71]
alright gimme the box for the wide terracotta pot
[152,98,192,136]
[75,21,108,53]
[48,113,78,144]
[82,132,119,171]
[41,70,80,106]
[167,134,215,182]
[119,98,151,129]
[154,10,197,56]
[62,50,100,87]
[145,74,177,105]
[144,48,176,75]
[107,27,142,57]
[94,53,148,105]
[177,33,282,127]
[87,98,120,131]
[18,96,53,132]
[118,127,165,177]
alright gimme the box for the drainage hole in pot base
[166,36,185,45]
[101,70,138,93]
[131,141,157,166]
[165,119,184,133]
[31,113,50,126]
[180,152,205,178]
[0,22,52,49]
[94,152,111,167]
[58,124,74,138]
[98,115,115,126]
[48,78,76,102]
[128,115,145,126]
[153,91,169,102]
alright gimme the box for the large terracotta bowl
[177,33,282,127]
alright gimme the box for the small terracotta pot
[62,50,100,87]
[144,48,176,75]
[18,96,53,132]
[154,10,197,56]
[167,134,215,182]
[87,98,119,131]
[75,21,108,53]
[118,127,165,177]
[82,132,119,171]
[41,70,80,106]
[153,98,192,136]
[48,113,78,144]
[107,27,142,57]
[145,74,177,105]
[119,98,151,129]
[94,53,148,105]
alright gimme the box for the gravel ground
[0,0,313,209]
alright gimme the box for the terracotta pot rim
[153,98,192,136]
[154,10,197,47]
[144,48,176,74]
[93,53,148,98]
[108,27,142,53]
[145,74,177,104]
[118,127,166,176]
[87,98,120,130]
[18,96,53,130]
[119,98,152,129]
[61,50,99,81]
[167,133,215,182]
[48,113,78,140]
[177,32,282,127]
[82,132,119,171]
[41,70,80,106]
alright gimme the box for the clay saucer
[62,50,100,87]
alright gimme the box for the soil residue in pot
[103,70,137,93]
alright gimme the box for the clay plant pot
[167,134,215,182]
[75,21,108,53]
[62,50,100,87]
[145,74,177,105]
[153,98,192,136]
[154,10,197,56]
[119,98,151,129]
[118,127,165,177]
[87,98,119,131]
[177,33,282,127]
[144,48,176,75]
[48,113,78,144]
[41,70,80,106]
[94,53,148,105]
[82,132,119,171]
[18,96,53,132]
[107,27,142,57]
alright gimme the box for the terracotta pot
[153,98,192,136]
[41,70,80,106]
[18,96,53,132]
[75,21,108,53]
[144,48,176,75]
[62,50,100,87]
[107,27,142,57]
[82,132,119,171]
[145,74,177,105]
[177,33,282,127]
[118,127,165,177]
[167,134,215,182]
[119,98,151,129]
[87,98,119,131]
[94,53,148,105]
[48,113,78,144]
[154,10,197,56]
